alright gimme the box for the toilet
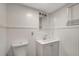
[11,41,28,56]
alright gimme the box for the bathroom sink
[36,39,59,56]
[36,39,59,45]
[11,40,28,47]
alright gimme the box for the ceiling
[21,3,67,13]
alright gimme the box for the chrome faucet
[43,34,48,40]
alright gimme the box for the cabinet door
[43,42,59,56]
[43,45,52,56]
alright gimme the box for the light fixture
[26,13,33,17]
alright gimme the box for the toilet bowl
[12,41,28,56]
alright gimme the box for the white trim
[7,26,38,29]
[0,25,38,29]
[54,25,79,30]
[0,25,7,28]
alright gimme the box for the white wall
[41,6,69,55]
[41,7,68,29]
[0,4,8,56]
[7,4,39,28]
[54,28,79,56]
[7,4,39,56]
[41,4,79,56]
[0,4,7,27]
[71,4,79,20]
[53,7,68,28]
[52,4,79,56]
[40,15,54,39]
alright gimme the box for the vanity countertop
[36,39,59,45]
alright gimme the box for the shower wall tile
[7,29,28,43]
[54,28,79,56]
[0,4,8,56]
[7,4,39,28]
[0,4,7,27]
[0,28,8,55]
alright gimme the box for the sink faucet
[43,34,48,40]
